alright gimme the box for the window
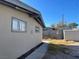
[35,26,40,32]
[11,17,26,32]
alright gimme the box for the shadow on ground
[42,40,79,59]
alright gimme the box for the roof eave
[0,0,45,28]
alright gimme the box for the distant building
[43,27,62,39]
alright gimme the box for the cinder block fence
[64,30,79,41]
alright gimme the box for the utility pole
[61,14,65,29]
[61,14,65,39]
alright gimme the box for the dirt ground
[42,52,79,59]
[42,39,79,59]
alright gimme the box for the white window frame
[11,17,27,32]
[35,26,40,33]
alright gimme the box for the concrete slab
[25,43,48,59]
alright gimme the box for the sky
[20,0,79,27]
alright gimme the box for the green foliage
[51,22,78,29]
[68,23,78,28]
[51,24,55,28]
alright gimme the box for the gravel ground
[42,52,79,59]
[42,40,79,59]
[67,42,79,57]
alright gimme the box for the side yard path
[42,40,79,59]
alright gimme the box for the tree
[68,23,78,28]
[51,24,55,28]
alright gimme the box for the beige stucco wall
[64,30,79,41]
[0,4,42,59]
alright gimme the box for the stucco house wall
[0,4,42,59]
[64,30,79,41]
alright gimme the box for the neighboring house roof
[0,0,45,28]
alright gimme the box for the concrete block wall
[64,30,79,41]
